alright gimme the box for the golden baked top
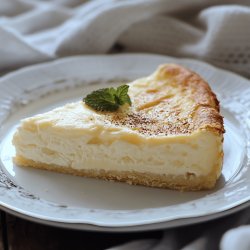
[101,64,224,136]
[21,64,224,139]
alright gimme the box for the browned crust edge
[14,155,218,191]
[157,64,225,135]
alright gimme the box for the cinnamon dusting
[102,64,224,137]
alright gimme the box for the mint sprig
[83,84,131,112]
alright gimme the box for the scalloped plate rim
[0,53,249,231]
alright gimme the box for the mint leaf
[83,84,131,112]
[115,85,132,105]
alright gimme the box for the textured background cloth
[0,0,250,249]
[0,0,250,77]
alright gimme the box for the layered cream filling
[12,64,224,184]
[13,123,223,177]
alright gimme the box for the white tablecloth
[1,0,250,77]
[1,1,250,249]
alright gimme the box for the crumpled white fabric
[0,0,250,77]
[1,0,250,249]
[107,207,250,250]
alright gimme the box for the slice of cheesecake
[13,64,224,191]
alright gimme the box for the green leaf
[83,84,131,112]
[115,85,132,105]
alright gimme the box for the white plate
[0,54,249,232]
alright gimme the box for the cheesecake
[13,64,224,191]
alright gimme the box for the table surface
[1,208,250,250]
[0,211,164,250]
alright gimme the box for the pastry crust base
[14,155,218,191]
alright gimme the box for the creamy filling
[12,65,224,179]
[13,127,223,177]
